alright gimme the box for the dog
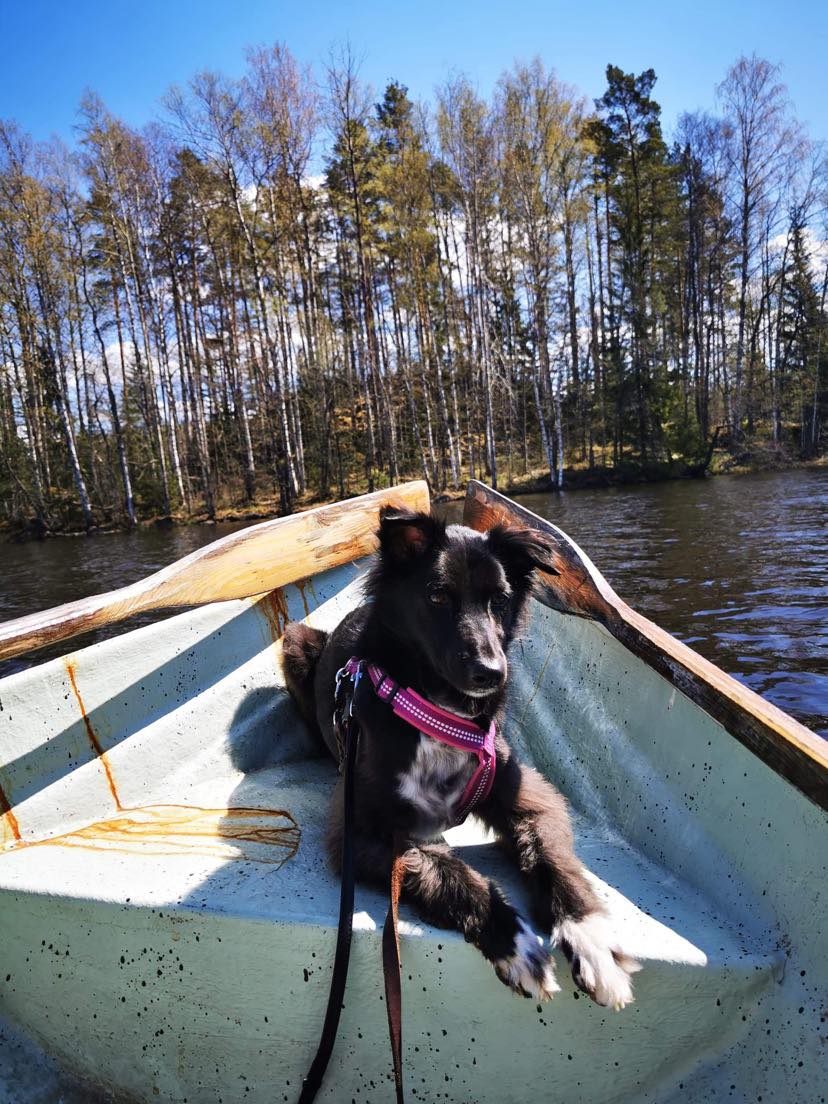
[282,507,640,1008]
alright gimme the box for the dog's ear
[486,524,560,578]
[377,507,444,562]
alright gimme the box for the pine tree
[588,66,682,461]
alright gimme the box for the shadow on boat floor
[0,1016,111,1104]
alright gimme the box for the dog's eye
[491,593,510,614]
[428,589,449,606]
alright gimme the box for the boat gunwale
[463,479,828,812]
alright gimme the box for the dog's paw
[553,912,641,1010]
[492,917,560,1001]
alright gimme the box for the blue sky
[1,0,825,145]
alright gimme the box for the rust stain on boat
[0,778,21,846]
[2,804,300,866]
[262,588,290,641]
[64,658,123,811]
[295,579,312,618]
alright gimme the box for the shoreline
[5,453,826,542]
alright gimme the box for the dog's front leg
[326,808,558,1001]
[400,840,560,1001]
[480,756,641,1009]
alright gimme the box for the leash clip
[349,661,365,717]
[332,662,351,721]
[333,661,364,773]
[333,663,347,705]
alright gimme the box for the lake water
[1,468,825,736]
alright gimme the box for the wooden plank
[463,479,828,812]
[0,482,430,664]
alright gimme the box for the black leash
[297,662,407,1104]
[298,667,362,1104]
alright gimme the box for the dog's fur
[282,509,640,1007]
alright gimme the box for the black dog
[282,508,639,1007]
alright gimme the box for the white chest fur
[397,734,476,836]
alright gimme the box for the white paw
[493,918,560,1001]
[553,912,641,1010]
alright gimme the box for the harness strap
[297,680,361,1104]
[343,656,496,823]
[383,832,407,1104]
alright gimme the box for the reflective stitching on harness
[397,700,483,743]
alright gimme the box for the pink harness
[343,656,497,823]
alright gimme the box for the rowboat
[0,480,825,1104]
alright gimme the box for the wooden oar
[0,482,430,664]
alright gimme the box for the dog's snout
[468,657,506,689]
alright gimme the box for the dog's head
[368,507,558,699]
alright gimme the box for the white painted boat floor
[0,757,770,976]
[0,750,787,1104]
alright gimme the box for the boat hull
[0,521,825,1102]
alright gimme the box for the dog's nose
[469,658,505,689]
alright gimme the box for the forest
[0,47,826,532]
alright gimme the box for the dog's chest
[397,734,476,836]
